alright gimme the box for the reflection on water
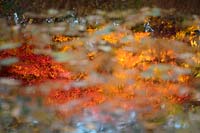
[0,8,200,132]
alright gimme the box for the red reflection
[0,44,70,85]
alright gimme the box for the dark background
[0,0,200,16]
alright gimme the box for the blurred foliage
[1,0,200,17]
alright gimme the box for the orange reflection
[134,32,150,42]
[44,77,191,118]
[102,32,126,44]
[52,35,77,43]
[116,48,176,69]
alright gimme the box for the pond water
[0,6,200,133]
